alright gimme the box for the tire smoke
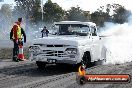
[99,20,132,64]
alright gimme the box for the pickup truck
[29,21,106,68]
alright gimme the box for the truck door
[91,26,101,60]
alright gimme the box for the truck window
[55,24,90,36]
[91,26,97,36]
[59,25,71,35]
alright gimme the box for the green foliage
[14,0,41,22]
[0,4,12,19]
[43,0,65,23]
[66,6,90,21]
[31,0,42,22]
[112,4,131,24]
[3,1,132,28]
[13,0,42,31]
[91,11,110,27]
[0,4,12,34]
[90,3,131,27]
[93,5,111,26]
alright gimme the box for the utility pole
[41,0,43,21]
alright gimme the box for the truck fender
[101,46,107,60]
[79,47,93,63]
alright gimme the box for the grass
[0,48,29,60]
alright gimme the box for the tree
[14,0,41,22]
[0,4,12,29]
[112,4,131,24]
[43,0,65,23]
[0,4,12,19]
[31,0,42,22]
[66,6,90,21]
[91,6,110,27]
[14,0,42,31]
[101,3,131,24]
[90,4,131,27]
[0,4,12,39]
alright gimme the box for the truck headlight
[29,46,40,52]
[65,48,77,54]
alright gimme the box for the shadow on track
[0,63,78,78]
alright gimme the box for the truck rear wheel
[36,61,46,69]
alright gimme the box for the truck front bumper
[30,55,78,64]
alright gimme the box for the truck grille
[34,50,67,57]
[33,44,69,47]
[47,45,63,47]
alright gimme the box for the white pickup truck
[29,21,106,68]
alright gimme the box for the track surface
[0,60,77,88]
[0,60,132,88]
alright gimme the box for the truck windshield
[55,24,90,36]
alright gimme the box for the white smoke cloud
[99,17,132,64]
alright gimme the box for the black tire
[76,76,87,85]
[36,61,46,69]
[82,52,92,68]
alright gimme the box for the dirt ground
[0,48,131,88]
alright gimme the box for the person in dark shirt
[41,26,49,37]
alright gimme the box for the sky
[0,0,132,12]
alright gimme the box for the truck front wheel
[82,52,92,68]
[36,61,46,69]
